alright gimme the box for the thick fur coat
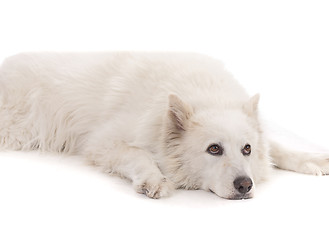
[1,52,328,199]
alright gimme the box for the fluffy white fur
[1,52,328,199]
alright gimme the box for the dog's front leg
[84,140,174,199]
[269,141,329,175]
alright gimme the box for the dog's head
[160,94,269,200]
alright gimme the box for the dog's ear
[168,94,193,131]
[243,94,260,117]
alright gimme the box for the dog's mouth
[209,189,253,200]
[209,189,215,194]
[229,193,253,200]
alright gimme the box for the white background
[0,0,329,239]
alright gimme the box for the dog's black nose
[233,176,253,194]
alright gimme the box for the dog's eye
[207,144,224,156]
[242,144,251,156]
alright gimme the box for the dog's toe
[135,177,174,199]
[299,154,329,176]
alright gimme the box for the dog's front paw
[299,154,329,176]
[134,177,174,199]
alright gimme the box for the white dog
[1,52,328,199]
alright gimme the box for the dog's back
[0,52,248,153]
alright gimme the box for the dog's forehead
[197,109,251,130]
[191,109,256,144]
